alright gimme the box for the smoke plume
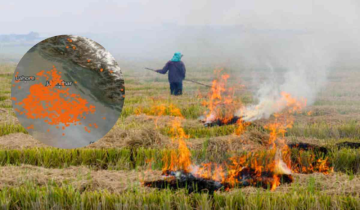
[237,33,333,121]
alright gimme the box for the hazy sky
[1,0,359,34]
[2,0,360,120]
[1,0,359,65]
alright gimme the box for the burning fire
[162,117,192,173]
[145,71,332,192]
[134,98,182,127]
[161,103,298,191]
[144,103,193,174]
[238,91,307,122]
[200,69,249,134]
[201,69,243,125]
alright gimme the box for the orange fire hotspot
[14,65,97,133]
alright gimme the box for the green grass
[0,148,259,169]
[0,123,28,136]
[0,104,13,109]
[0,96,8,101]
[332,148,360,174]
[288,121,360,139]
[0,148,171,170]
[161,122,265,139]
[125,100,206,120]
[126,85,167,91]
[161,125,237,138]
[0,148,133,170]
[179,104,206,119]
[120,106,135,118]
[0,148,359,174]
[0,183,359,210]
[0,91,11,95]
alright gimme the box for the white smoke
[233,2,360,121]
[237,34,332,121]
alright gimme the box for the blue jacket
[156,61,186,83]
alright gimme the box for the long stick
[145,67,212,88]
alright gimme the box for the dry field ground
[1,62,360,209]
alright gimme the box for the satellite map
[11,35,125,148]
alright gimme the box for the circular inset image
[11,35,124,148]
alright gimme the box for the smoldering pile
[144,166,293,194]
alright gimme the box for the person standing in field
[156,52,186,96]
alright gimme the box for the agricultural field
[1,62,360,209]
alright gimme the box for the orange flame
[201,69,247,135]
[202,69,235,123]
[162,106,192,173]
[134,99,183,127]
[145,73,333,192]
